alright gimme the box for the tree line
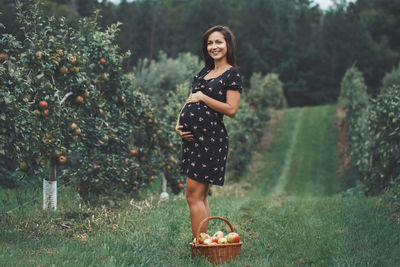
[1,0,399,106]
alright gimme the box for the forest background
[1,0,399,107]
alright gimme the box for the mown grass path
[1,105,399,266]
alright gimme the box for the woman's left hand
[187,92,204,103]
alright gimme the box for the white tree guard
[160,172,169,200]
[43,179,57,210]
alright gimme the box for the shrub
[381,63,400,93]
[339,67,371,180]
[248,72,287,111]
[225,94,264,180]
[157,82,190,193]
[363,85,400,194]
[129,51,203,106]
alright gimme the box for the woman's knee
[186,177,208,203]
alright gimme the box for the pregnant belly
[179,102,213,131]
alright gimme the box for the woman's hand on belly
[175,125,194,142]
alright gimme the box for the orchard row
[339,66,400,198]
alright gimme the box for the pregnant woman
[175,25,242,239]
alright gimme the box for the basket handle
[195,216,235,246]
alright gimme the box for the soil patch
[257,108,284,149]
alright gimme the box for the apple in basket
[199,233,210,244]
[217,237,228,244]
[203,238,213,245]
[211,231,224,243]
[227,232,240,243]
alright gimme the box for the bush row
[339,66,400,197]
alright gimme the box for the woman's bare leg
[186,177,210,238]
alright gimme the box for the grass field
[1,105,399,266]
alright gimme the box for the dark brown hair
[201,25,237,69]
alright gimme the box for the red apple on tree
[75,96,84,104]
[70,122,78,129]
[69,55,76,63]
[59,67,68,75]
[38,100,48,110]
[58,155,67,164]
[0,53,7,62]
[100,57,106,64]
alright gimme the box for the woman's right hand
[175,125,194,142]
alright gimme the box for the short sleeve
[225,68,243,93]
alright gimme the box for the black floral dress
[179,66,243,186]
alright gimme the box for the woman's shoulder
[225,66,242,80]
[227,66,241,75]
[195,67,208,78]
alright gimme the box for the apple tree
[1,1,163,206]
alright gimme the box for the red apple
[203,238,212,245]
[58,155,67,164]
[199,233,210,244]
[69,55,76,63]
[217,237,228,244]
[0,53,7,62]
[226,232,240,243]
[38,100,48,110]
[75,95,84,103]
[100,57,106,64]
[211,231,224,243]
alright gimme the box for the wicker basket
[190,216,242,265]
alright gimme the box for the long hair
[201,25,237,69]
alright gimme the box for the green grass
[1,105,399,266]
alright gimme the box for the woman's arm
[187,90,240,118]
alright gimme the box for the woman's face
[207,31,227,62]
